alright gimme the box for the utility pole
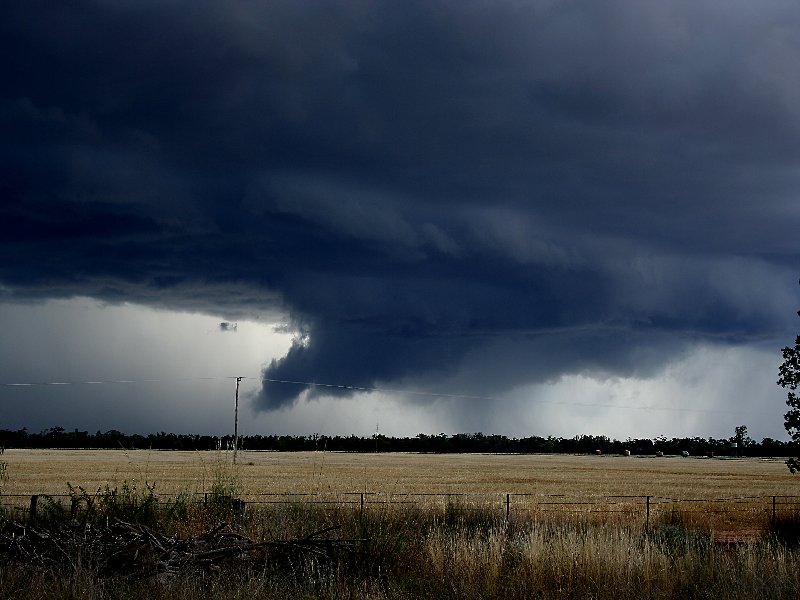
[233,376,243,464]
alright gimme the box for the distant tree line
[0,427,798,457]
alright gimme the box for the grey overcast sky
[1,1,798,441]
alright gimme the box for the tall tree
[733,425,752,448]
[778,280,800,472]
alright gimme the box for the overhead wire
[0,375,757,414]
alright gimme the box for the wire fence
[2,491,800,530]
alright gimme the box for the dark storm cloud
[1,1,798,411]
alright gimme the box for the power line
[0,375,760,415]
[0,377,225,386]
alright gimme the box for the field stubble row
[1,448,796,499]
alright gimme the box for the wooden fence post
[29,494,39,523]
[773,496,777,523]
[232,498,246,528]
[506,493,511,523]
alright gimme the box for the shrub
[647,508,710,557]
[67,479,159,528]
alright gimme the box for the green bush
[647,508,710,557]
[67,479,159,527]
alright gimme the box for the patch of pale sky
[0,298,293,434]
[0,297,293,381]
[486,343,787,441]
[0,299,791,441]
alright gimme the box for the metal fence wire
[2,492,800,528]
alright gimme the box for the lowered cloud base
[0,1,798,439]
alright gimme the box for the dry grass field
[1,448,796,498]
[3,449,799,530]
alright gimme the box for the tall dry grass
[4,494,799,599]
[2,451,800,598]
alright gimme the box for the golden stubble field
[2,449,797,500]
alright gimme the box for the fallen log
[0,516,365,579]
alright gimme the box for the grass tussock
[768,510,800,548]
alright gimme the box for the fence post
[645,496,650,531]
[506,493,511,523]
[773,496,777,523]
[232,498,247,528]
[360,493,364,520]
[29,494,39,523]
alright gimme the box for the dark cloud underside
[1,1,798,412]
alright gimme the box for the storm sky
[1,1,798,441]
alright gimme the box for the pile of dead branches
[0,516,363,580]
